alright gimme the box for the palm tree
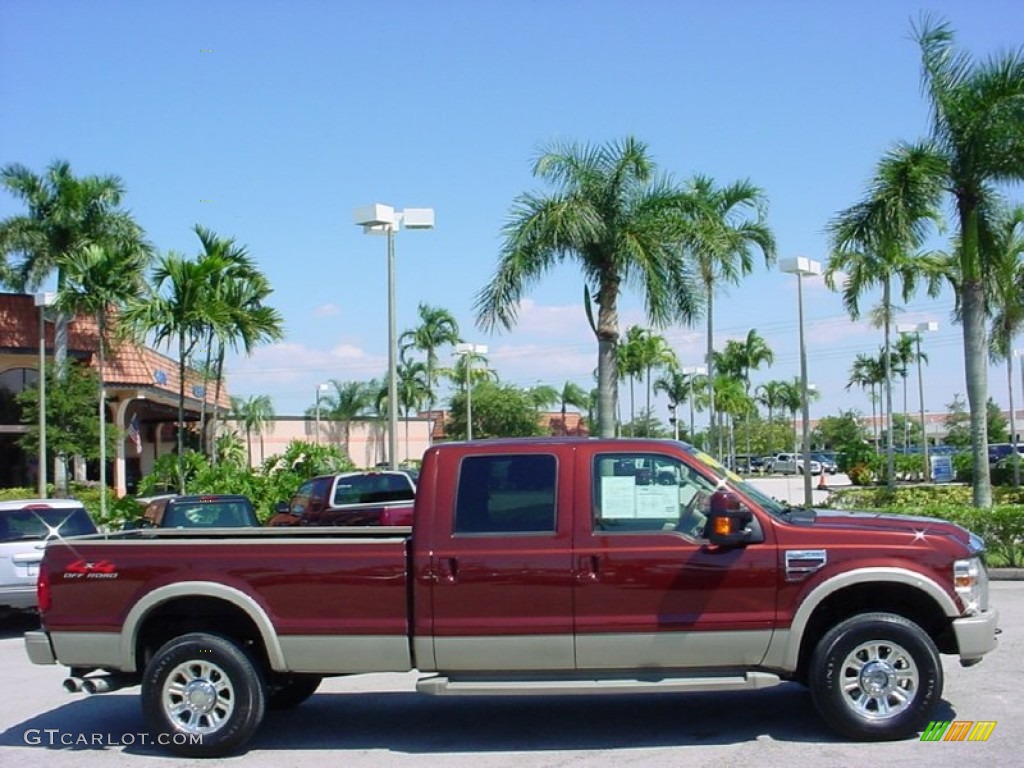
[556,381,589,435]
[987,205,1024,487]
[320,379,372,463]
[399,304,460,444]
[779,377,820,455]
[526,384,559,412]
[638,330,677,420]
[892,333,918,450]
[756,380,789,456]
[123,251,230,492]
[909,18,1024,507]
[192,225,283,460]
[617,325,648,434]
[53,242,149,514]
[654,369,688,440]
[396,357,430,462]
[724,329,774,460]
[475,136,702,438]
[0,159,149,492]
[231,394,275,467]
[847,352,886,450]
[685,175,776,457]
[825,143,944,489]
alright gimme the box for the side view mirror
[274,501,291,515]
[706,490,756,547]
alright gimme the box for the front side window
[454,454,557,535]
[593,453,718,538]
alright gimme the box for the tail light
[37,562,51,613]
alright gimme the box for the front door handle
[576,555,599,583]
[438,557,458,584]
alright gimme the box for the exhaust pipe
[63,677,84,693]
[81,674,137,695]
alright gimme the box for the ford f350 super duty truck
[24,438,998,757]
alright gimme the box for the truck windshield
[677,443,789,517]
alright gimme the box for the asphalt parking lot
[0,582,1019,768]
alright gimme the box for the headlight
[954,557,989,615]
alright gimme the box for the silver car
[0,499,97,617]
[771,453,823,475]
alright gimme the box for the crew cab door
[572,448,778,670]
[424,450,575,671]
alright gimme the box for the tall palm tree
[825,143,944,489]
[192,225,283,460]
[685,175,776,457]
[617,325,648,434]
[847,352,886,450]
[724,329,774,460]
[53,242,149,513]
[320,379,372,463]
[638,330,678,420]
[123,251,231,492]
[399,304,460,444]
[654,368,688,440]
[780,377,820,454]
[987,205,1024,487]
[231,394,275,467]
[892,333,918,450]
[756,379,789,456]
[396,356,430,462]
[475,136,702,437]
[556,380,590,435]
[908,18,1024,507]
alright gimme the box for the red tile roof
[0,292,230,409]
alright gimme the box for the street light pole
[898,322,938,481]
[314,383,328,445]
[354,204,435,469]
[780,257,822,509]
[455,343,487,441]
[681,365,707,445]
[34,292,55,498]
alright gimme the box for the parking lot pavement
[0,583,1019,767]
[745,473,851,506]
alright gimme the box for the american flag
[128,414,142,454]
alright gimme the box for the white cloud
[314,303,340,317]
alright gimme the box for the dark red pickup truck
[24,438,998,757]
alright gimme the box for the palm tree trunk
[629,376,635,436]
[883,280,895,491]
[246,425,252,467]
[596,287,618,438]
[1009,355,1019,488]
[210,345,226,467]
[198,329,214,458]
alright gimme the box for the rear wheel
[141,632,266,757]
[809,613,942,741]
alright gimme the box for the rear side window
[454,454,556,535]
[0,506,96,541]
[333,474,414,505]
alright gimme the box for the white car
[771,453,822,475]
[0,499,97,617]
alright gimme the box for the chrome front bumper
[953,606,999,664]
[24,630,56,666]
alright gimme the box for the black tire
[141,632,266,757]
[267,674,322,710]
[809,612,942,741]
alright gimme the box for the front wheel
[809,612,942,741]
[141,632,266,757]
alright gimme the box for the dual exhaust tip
[63,675,133,695]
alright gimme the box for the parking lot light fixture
[354,204,435,469]
[780,257,822,509]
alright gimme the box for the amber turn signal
[713,517,733,536]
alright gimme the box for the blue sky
[2,0,1022,428]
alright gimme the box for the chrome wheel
[162,659,236,734]
[838,639,919,719]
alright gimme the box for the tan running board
[416,671,781,697]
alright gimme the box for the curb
[990,568,1024,581]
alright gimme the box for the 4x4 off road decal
[64,560,119,580]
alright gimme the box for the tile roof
[0,292,230,409]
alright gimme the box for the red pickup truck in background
[24,438,997,757]
[265,470,416,527]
